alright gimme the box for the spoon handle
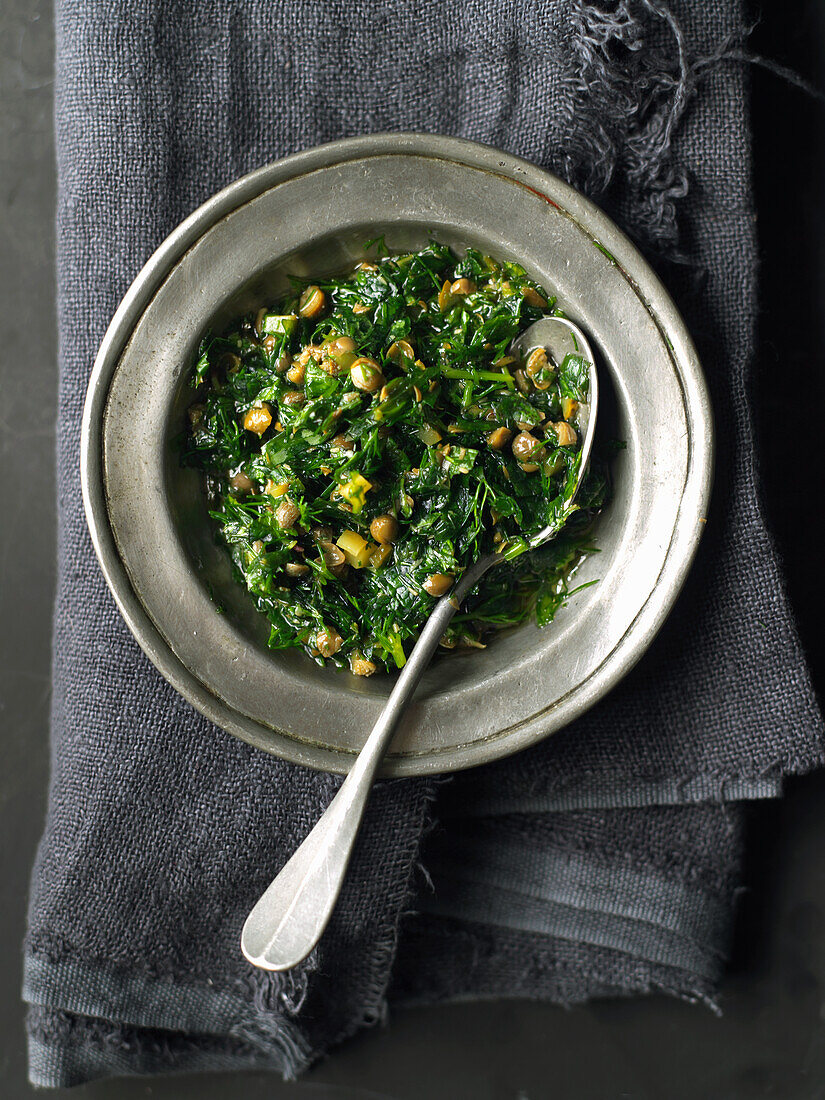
[240,554,498,972]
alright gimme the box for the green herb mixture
[182,241,605,676]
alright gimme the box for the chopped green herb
[181,241,607,674]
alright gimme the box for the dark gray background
[2,2,824,1097]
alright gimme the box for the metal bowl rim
[80,132,714,777]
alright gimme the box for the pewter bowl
[81,133,713,777]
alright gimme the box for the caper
[486,426,512,451]
[219,351,241,374]
[281,390,305,407]
[243,404,272,435]
[274,353,291,374]
[295,345,319,366]
[524,347,553,391]
[514,368,531,396]
[370,515,399,544]
[299,286,325,318]
[525,347,548,377]
[350,357,385,393]
[423,573,454,597]
[327,335,356,357]
[437,279,455,312]
[320,541,345,568]
[315,626,343,658]
[522,286,547,308]
[286,360,306,385]
[331,433,355,452]
[349,652,377,677]
[274,499,300,529]
[387,339,415,365]
[551,421,578,447]
[512,431,546,464]
[312,525,335,541]
[285,562,310,578]
[229,470,254,493]
[320,540,347,578]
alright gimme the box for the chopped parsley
[182,241,606,675]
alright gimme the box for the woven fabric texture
[24,0,824,1086]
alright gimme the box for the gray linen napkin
[24,0,824,1087]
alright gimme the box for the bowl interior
[166,225,624,705]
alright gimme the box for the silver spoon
[241,316,599,972]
